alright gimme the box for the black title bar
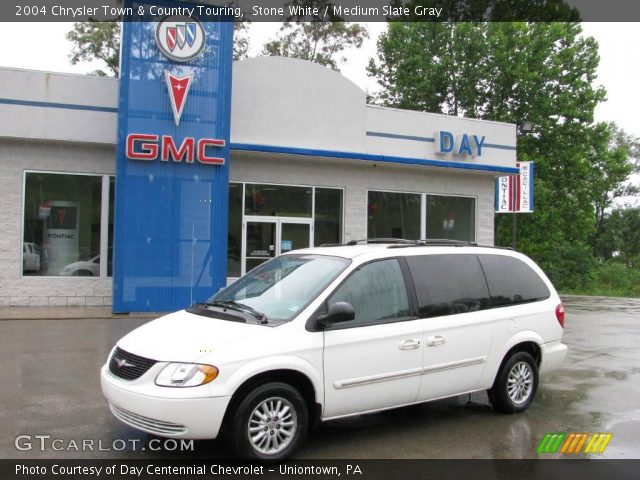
[3,0,640,22]
[2,459,640,480]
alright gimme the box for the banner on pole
[495,161,534,213]
[516,161,534,213]
[495,175,513,213]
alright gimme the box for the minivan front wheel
[489,351,539,413]
[228,382,308,460]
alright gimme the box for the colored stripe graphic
[537,433,565,453]
[560,433,576,453]
[538,433,612,455]
[585,433,613,454]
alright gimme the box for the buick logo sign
[156,16,205,62]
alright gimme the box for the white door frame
[241,216,313,275]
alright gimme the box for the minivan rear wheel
[227,382,308,460]
[489,351,538,413]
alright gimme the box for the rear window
[478,254,550,307]
[406,254,490,318]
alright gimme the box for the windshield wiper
[206,300,269,324]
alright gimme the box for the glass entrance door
[245,220,277,273]
[243,218,311,274]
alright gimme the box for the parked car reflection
[59,254,100,276]
[23,242,41,274]
[59,248,113,276]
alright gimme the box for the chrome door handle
[427,335,446,347]
[399,338,421,350]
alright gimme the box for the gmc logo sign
[126,134,225,165]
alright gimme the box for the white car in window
[59,254,100,276]
[101,240,567,460]
[23,242,41,273]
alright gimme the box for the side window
[478,254,550,307]
[406,254,490,318]
[329,259,410,326]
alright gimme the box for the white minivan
[101,240,567,460]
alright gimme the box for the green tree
[233,20,250,61]
[67,21,120,77]
[67,21,251,77]
[368,22,611,290]
[602,208,640,268]
[367,22,489,115]
[588,123,640,259]
[262,22,368,71]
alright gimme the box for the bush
[563,261,640,298]
[593,262,632,295]
[532,242,596,292]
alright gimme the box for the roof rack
[318,239,515,251]
[388,239,477,248]
[318,238,418,247]
[346,238,421,246]
[319,238,478,248]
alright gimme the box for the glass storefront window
[227,183,344,278]
[367,191,421,240]
[426,195,475,241]
[314,188,343,246]
[108,176,115,277]
[227,183,243,277]
[244,184,312,217]
[23,172,107,277]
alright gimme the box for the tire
[72,270,93,276]
[227,382,308,461]
[489,351,539,414]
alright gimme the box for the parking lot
[1,296,638,459]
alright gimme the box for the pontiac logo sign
[155,16,205,62]
[165,72,192,125]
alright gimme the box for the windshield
[209,254,350,322]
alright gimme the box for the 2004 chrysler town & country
[101,240,568,460]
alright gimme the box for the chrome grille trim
[108,347,157,380]
[110,404,187,435]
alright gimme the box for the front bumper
[540,341,568,374]
[101,365,231,439]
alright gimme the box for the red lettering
[197,139,225,165]
[126,134,158,160]
[161,136,195,163]
[125,134,225,165]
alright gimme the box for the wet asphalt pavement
[0,296,638,459]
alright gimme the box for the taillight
[555,303,565,328]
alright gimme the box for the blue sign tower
[113,1,233,312]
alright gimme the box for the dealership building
[0,21,518,312]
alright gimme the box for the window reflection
[314,188,343,246]
[23,173,105,277]
[367,191,421,239]
[426,195,475,241]
[227,183,242,277]
[245,184,312,217]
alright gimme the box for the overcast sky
[0,22,638,139]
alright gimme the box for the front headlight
[155,363,219,387]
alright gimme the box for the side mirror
[317,302,355,328]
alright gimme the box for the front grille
[110,404,187,435]
[108,347,157,380]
